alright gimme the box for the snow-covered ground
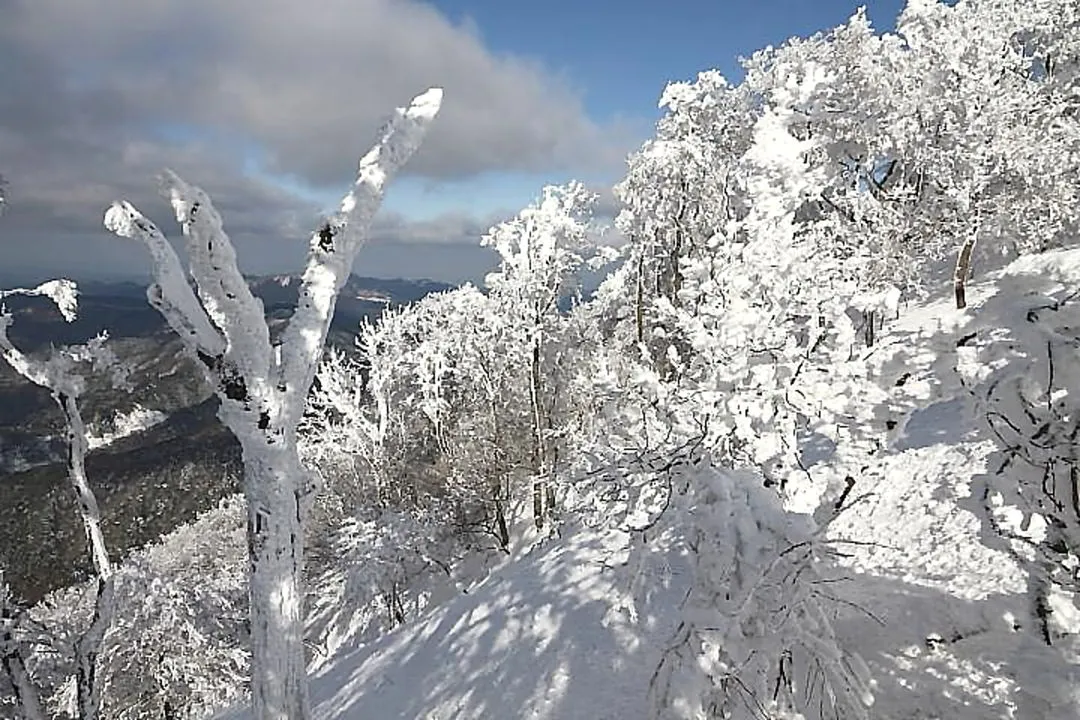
[86,405,167,450]
[226,250,1080,719]
[302,528,686,720]
[284,446,1065,719]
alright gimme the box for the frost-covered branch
[0,282,81,397]
[103,204,226,357]
[0,283,119,720]
[102,87,442,720]
[279,87,443,424]
[160,170,273,387]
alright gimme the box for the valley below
[0,273,448,603]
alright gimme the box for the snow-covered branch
[0,280,80,390]
[0,283,118,720]
[160,170,273,388]
[103,204,226,358]
[279,88,443,423]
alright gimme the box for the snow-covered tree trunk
[0,281,118,720]
[240,437,309,719]
[954,230,978,309]
[104,88,442,720]
[530,336,551,530]
[480,374,511,549]
[58,391,116,720]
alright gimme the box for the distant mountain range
[2,273,453,350]
[0,273,451,603]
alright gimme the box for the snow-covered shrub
[649,462,873,720]
[24,496,248,720]
[104,496,249,719]
[304,285,525,548]
[302,294,517,654]
[951,255,1080,648]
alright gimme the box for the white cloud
[0,0,635,281]
[6,0,630,184]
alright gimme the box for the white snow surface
[86,405,167,450]
[309,529,686,720]
[222,249,1080,719]
[278,441,1039,720]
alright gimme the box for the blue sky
[433,0,911,122]
[376,0,911,223]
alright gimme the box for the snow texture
[221,248,1080,720]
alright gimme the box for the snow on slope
[304,529,687,720]
[87,404,167,450]
[286,449,1049,720]
[218,526,688,720]
[226,250,1080,719]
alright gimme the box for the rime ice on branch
[104,87,442,720]
[0,281,125,720]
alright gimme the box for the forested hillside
[3,0,1080,718]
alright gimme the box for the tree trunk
[486,392,510,551]
[954,232,978,309]
[74,576,115,720]
[529,338,550,530]
[57,392,115,720]
[635,253,646,344]
[240,437,310,720]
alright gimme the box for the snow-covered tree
[734,1,1080,312]
[301,287,526,661]
[103,88,442,720]
[0,281,129,720]
[738,10,928,304]
[482,182,605,528]
[889,0,1079,306]
[309,183,611,551]
[307,283,528,550]
[571,15,914,716]
[613,70,750,364]
[18,496,249,720]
